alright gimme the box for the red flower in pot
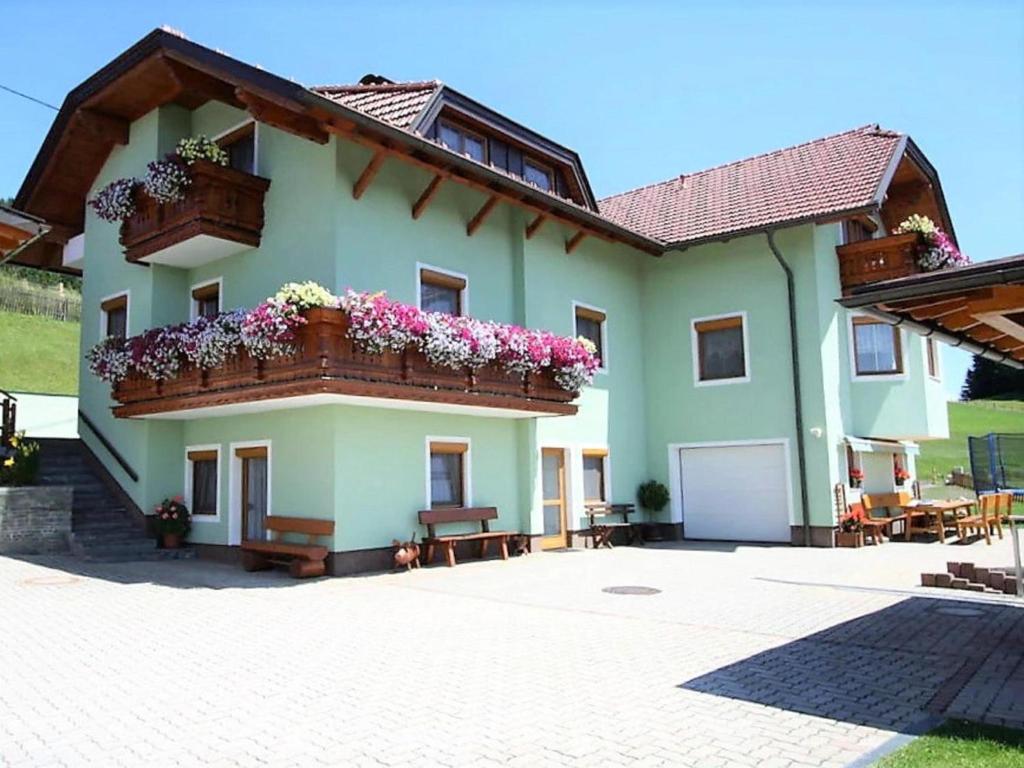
[894,467,911,486]
[154,495,191,549]
[849,468,864,488]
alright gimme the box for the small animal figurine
[392,533,421,570]
[511,534,531,556]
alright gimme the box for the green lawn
[876,719,1024,767]
[916,399,1024,483]
[0,310,80,395]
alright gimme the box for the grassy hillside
[917,399,1024,482]
[0,310,80,395]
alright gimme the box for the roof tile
[311,80,441,130]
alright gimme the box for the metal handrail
[78,409,139,482]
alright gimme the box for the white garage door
[679,443,791,542]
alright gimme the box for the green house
[14,29,956,572]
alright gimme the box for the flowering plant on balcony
[86,336,131,382]
[127,326,185,381]
[274,281,341,311]
[179,310,246,369]
[175,135,228,167]
[142,159,192,204]
[88,177,139,222]
[239,299,306,359]
[894,215,969,272]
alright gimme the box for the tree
[961,355,1024,400]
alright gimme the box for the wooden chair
[418,507,515,567]
[241,516,335,578]
[861,492,912,541]
[581,503,643,548]
[955,493,1006,545]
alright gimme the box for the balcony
[112,309,578,419]
[837,233,920,295]
[120,160,271,267]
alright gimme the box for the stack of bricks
[921,561,1021,595]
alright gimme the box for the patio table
[900,499,976,543]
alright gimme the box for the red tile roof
[311,80,441,130]
[598,125,906,246]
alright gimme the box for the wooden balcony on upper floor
[120,160,270,267]
[111,309,579,419]
[837,233,921,295]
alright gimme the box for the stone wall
[0,487,73,554]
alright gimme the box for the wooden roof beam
[467,195,499,236]
[353,151,387,200]
[940,309,983,333]
[412,175,444,219]
[970,328,1009,344]
[907,298,969,321]
[887,294,969,313]
[565,230,587,254]
[71,109,129,146]
[236,88,329,144]
[525,214,547,239]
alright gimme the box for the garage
[678,442,792,542]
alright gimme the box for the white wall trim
[416,262,469,316]
[690,310,750,387]
[98,289,130,338]
[188,276,223,321]
[424,435,472,508]
[666,438,795,527]
[212,119,259,174]
[572,300,609,374]
[227,439,272,545]
[847,311,909,382]
[184,444,221,523]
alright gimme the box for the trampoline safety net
[968,433,1024,497]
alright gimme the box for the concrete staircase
[36,438,193,562]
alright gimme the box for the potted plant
[836,507,864,548]
[637,480,670,541]
[154,496,191,549]
[894,466,910,487]
[849,467,864,489]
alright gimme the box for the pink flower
[173,495,183,503]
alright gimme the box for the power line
[0,84,58,111]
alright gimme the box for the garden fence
[0,282,81,322]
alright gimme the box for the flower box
[836,233,921,295]
[836,531,864,548]
[119,160,270,266]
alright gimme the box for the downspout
[765,230,812,546]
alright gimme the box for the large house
[14,29,961,573]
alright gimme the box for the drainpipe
[765,230,812,546]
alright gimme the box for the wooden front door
[237,446,268,541]
[540,448,568,550]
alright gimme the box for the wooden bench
[861,492,912,542]
[241,516,334,578]
[582,502,643,548]
[418,507,514,567]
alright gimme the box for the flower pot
[836,531,864,548]
[161,532,183,549]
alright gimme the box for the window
[582,449,608,503]
[100,293,128,340]
[852,317,903,376]
[186,448,219,517]
[438,120,486,163]
[926,338,940,380]
[842,217,875,244]
[524,158,553,192]
[574,304,607,370]
[191,280,221,320]
[419,267,466,316]
[217,122,256,174]
[693,314,747,383]
[428,440,468,508]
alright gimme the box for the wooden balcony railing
[836,233,921,295]
[120,160,271,265]
[112,309,579,418]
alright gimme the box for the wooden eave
[16,28,664,263]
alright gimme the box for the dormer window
[438,120,486,163]
[524,158,554,193]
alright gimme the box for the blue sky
[2,1,1022,397]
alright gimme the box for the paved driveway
[2,539,1023,768]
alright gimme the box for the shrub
[153,496,191,537]
[0,433,41,486]
[637,480,670,513]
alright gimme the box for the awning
[845,436,920,456]
[839,253,1024,369]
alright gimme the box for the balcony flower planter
[119,159,271,266]
[836,233,921,295]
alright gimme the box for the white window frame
[189,277,223,321]
[690,311,750,387]
[212,119,259,175]
[581,447,612,504]
[99,289,130,339]
[925,336,942,382]
[424,435,471,509]
[572,300,609,374]
[416,262,469,316]
[848,312,908,382]
[228,439,272,546]
[184,444,221,523]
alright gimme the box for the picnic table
[900,498,976,543]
